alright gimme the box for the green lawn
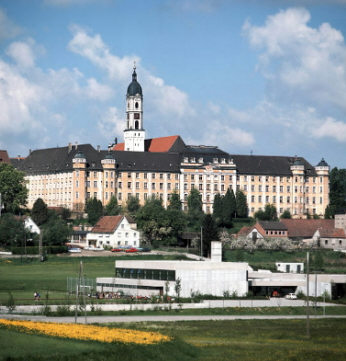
[223,249,346,273]
[0,255,187,304]
[1,319,345,361]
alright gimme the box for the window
[266,185,269,192]
[251,195,255,202]
[144,173,147,179]
[160,183,164,190]
[118,193,122,200]
[244,185,247,191]
[167,174,171,180]
[167,183,171,190]
[160,173,164,179]
[134,113,140,119]
[128,172,131,178]
[251,185,255,192]
[135,102,139,109]
[152,173,156,179]
[273,186,276,192]
[94,181,97,187]
[118,181,122,189]
[199,184,203,191]
[152,183,155,190]
[136,182,140,189]
[86,181,90,187]
[258,196,262,202]
[127,182,131,189]
[259,185,262,192]
[136,172,140,178]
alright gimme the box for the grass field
[0,319,346,361]
[223,249,346,273]
[0,255,187,304]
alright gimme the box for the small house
[86,215,141,248]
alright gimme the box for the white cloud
[0,8,21,40]
[97,107,124,141]
[243,7,346,112]
[6,38,43,68]
[312,117,346,142]
[68,26,194,119]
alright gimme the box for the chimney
[97,145,100,152]
[29,149,32,155]
[68,142,72,153]
[75,141,78,150]
[114,137,118,145]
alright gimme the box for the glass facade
[115,268,176,281]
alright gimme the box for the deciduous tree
[0,163,28,213]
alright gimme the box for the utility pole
[306,251,310,338]
[39,229,43,261]
[200,226,203,258]
[0,192,2,218]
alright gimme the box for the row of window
[123,172,179,180]
[115,268,176,281]
[250,195,323,204]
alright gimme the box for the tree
[280,209,292,219]
[175,278,181,304]
[236,190,248,218]
[167,192,186,241]
[325,167,346,218]
[186,189,204,232]
[167,192,182,211]
[0,163,28,213]
[312,251,324,271]
[202,214,219,257]
[255,204,278,221]
[213,193,223,227]
[136,197,171,246]
[85,198,103,225]
[31,198,48,226]
[43,218,70,246]
[0,213,26,247]
[222,189,236,228]
[126,196,141,216]
[105,195,122,216]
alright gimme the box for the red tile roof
[237,226,253,237]
[0,150,10,164]
[319,228,346,238]
[111,135,181,153]
[91,215,135,233]
[91,215,124,233]
[281,219,335,238]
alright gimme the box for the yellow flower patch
[0,319,171,344]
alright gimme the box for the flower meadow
[0,319,171,344]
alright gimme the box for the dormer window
[221,158,226,164]
[199,157,203,163]
[184,157,188,163]
[191,157,196,163]
[213,158,218,163]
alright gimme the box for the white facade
[275,262,304,273]
[86,217,141,248]
[24,217,40,234]
[97,259,249,298]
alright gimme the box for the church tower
[124,65,145,152]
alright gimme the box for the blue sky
[0,0,345,168]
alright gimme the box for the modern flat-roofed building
[97,242,249,298]
[13,67,330,218]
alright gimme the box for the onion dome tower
[124,64,145,152]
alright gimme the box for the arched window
[135,102,139,109]
[135,121,139,129]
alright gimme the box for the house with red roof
[86,215,141,249]
[237,221,288,241]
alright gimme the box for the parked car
[68,247,81,253]
[111,248,123,252]
[84,246,104,251]
[140,247,151,252]
[285,293,297,300]
[125,248,138,253]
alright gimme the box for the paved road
[1,314,346,324]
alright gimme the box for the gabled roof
[258,221,287,231]
[112,135,185,153]
[91,215,135,233]
[281,219,335,238]
[237,226,253,237]
[0,150,10,164]
[318,228,346,238]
